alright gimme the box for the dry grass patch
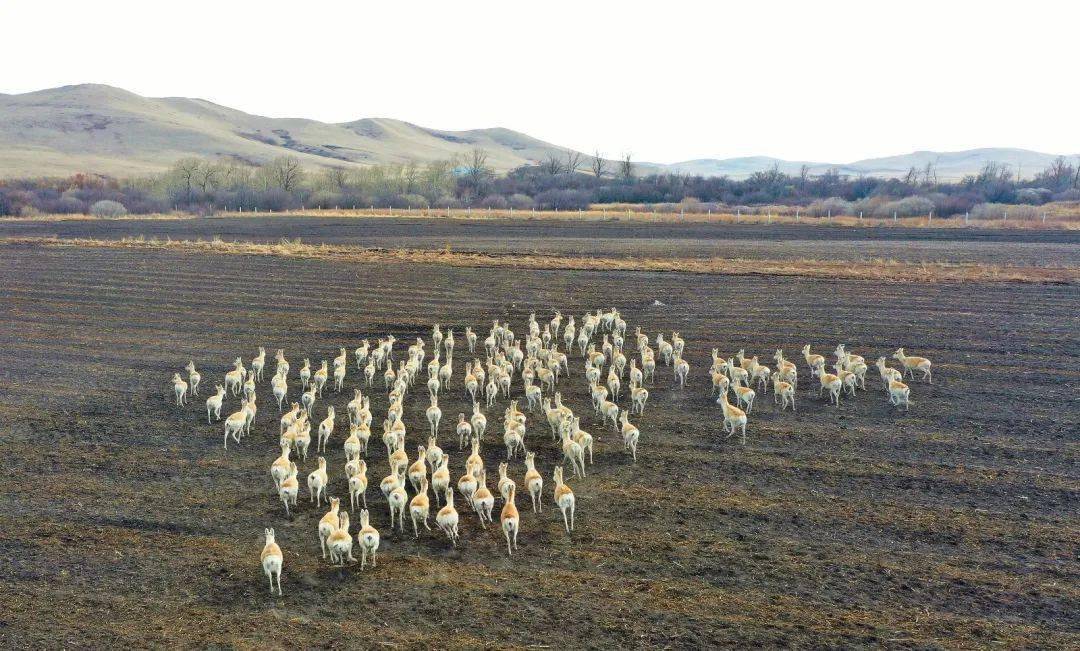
[3,236,1076,285]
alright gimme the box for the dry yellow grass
[6,206,1079,230]
[4,235,1076,285]
[210,206,1080,230]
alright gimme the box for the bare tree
[591,150,606,178]
[322,166,350,192]
[195,162,219,194]
[402,160,421,194]
[269,156,303,192]
[462,148,493,195]
[172,157,202,200]
[903,166,920,186]
[619,152,634,181]
[922,161,937,185]
[541,153,564,175]
[565,150,583,174]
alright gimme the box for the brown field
[0,219,1077,648]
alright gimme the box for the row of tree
[1,149,1078,218]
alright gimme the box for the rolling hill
[0,84,1075,180]
[0,84,593,177]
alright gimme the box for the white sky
[2,0,1077,164]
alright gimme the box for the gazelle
[497,461,516,502]
[630,385,649,415]
[317,406,335,453]
[251,347,266,383]
[773,350,798,389]
[224,358,245,396]
[523,452,543,513]
[426,396,442,439]
[270,442,293,489]
[888,379,911,411]
[893,348,933,383]
[431,455,450,507]
[772,372,795,412]
[271,370,288,411]
[171,373,188,406]
[731,383,756,413]
[673,354,690,388]
[802,344,825,373]
[813,361,842,406]
[317,496,341,558]
[301,385,316,417]
[205,385,226,423]
[280,402,300,435]
[471,469,495,527]
[560,428,585,479]
[277,462,299,516]
[436,488,460,547]
[875,357,903,391]
[717,392,747,444]
[357,509,380,569]
[223,399,248,449]
[333,363,346,393]
[466,436,484,478]
[348,459,368,510]
[833,363,858,397]
[500,485,520,555]
[619,411,640,462]
[308,456,328,506]
[185,361,201,397]
[408,446,428,492]
[261,528,283,596]
[299,358,312,389]
[388,468,408,533]
[343,424,362,461]
[274,349,290,379]
[552,466,576,533]
[409,477,432,537]
[327,511,356,565]
[456,413,473,449]
[313,360,329,396]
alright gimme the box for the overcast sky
[3,1,1076,164]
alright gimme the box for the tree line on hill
[1,148,1078,218]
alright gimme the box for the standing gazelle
[261,528,283,596]
[552,465,576,533]
[893,348,933,383]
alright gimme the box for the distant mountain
[0,84,595,177]
[661,148,1077,180]
[0,84,1074,180]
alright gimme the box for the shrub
[90,200,128,217]
[1051,189,1080,202]
[309,190,344,209]
[478,194,509,210]
[533,189,592,211]
[874,196,934,218]
[1015,188,1052,205]
[970,203,1039,220]
[400,193,430,209]
[806,197,853,217]
[507,193,534,210]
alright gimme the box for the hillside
[0,84,589,177]
[663,148,1076,180]
[0,84,1074,180]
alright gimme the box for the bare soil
[0,239,1077,649]
[2,214,1078,266]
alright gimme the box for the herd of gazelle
[708,344,931,443]
[172,312,931,596]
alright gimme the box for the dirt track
[1,242,1078,648]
